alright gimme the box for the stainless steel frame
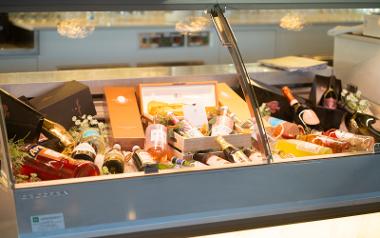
[210,4,272,160]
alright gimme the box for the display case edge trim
[1,0,380,11]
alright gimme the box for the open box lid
[138,81,218,120]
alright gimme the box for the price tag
[183,103,208,128]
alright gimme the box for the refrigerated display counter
[1,2,380,238]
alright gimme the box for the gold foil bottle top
[215,136,230,150]
[42,118,75,148]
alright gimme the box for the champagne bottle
[42,118,75,153]
[215,136,251,163]
[103,144,124,174]
[323,129,375,152]
[345,112,380,142]
[72,142,97,162]
[211,106,234,136]
[320,75,338,109]
[132,145,158,172]
[282,86,320,133]
[144,117,168,162]
[21,145,100,180]
[296,134,350,153]
[193,152,231,166]
[167,111,204,138]
[274,139,332,157]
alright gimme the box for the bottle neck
[215,136,231,150]
[282,86,299,106]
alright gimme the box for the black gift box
[0,88,44,143]
[30,81,96,129]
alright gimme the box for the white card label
[31,213,65,233]
[183,104,208,128]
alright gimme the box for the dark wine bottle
[320,75,338,110]
[346,112,380,142]
[282,86,321,133]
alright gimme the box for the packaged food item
[274,139,332,157]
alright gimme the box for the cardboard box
[104,87,145,150]
[217,83,251,121]
[30,81,96,129]
[138,81,251,153]
[138,81,218,121]
[0,88,44,143]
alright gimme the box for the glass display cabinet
[0,1,380,237]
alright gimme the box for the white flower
[90,119,98,126]
[341,89,348,97]
[72,116,77,122]
[75,120,81,126]
[87,115,93,120]
[98,122,104,128]
[355,90,362,98]
[81,114,87,119]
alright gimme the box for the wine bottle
[103,144,125,174]
[274,139,332,157]
[296,134,350,153]
[229,113,251,134]
[215,136,251,163]
[144,117,168,162]
[170,156,195,167]
[132,145,158,172]
[282,86,320,133]
[265,116,303,139]
[21,145,100,180]
[72,142,97,162]
[211,106,234,136]
[323,129,375,152]
[345,112,380,142]
[320,75,338,110]
[193,152,231,166]
[42,118,75,154]
[167,111,204,138]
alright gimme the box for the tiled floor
[195,212,380,238]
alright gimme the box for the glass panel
[0,7,379,185]
[0,97,14,187]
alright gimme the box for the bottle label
[138,151,155,164]
[211,125,233,136]
[323,97,337,110]
[29,145,43,157]
[268,117,285,127]
[150,128,167,142]
[207,155,231,166]
[232,151,251,163]
[82,129,99,139]
[73,143,96,154]
[295,141,323,154]
[334,130,354,140]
